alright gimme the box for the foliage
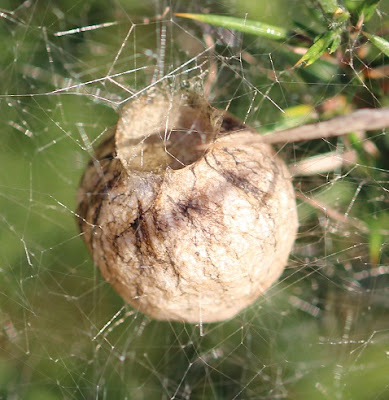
[176,1,388,67]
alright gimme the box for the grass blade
[358,0,381,21]
[175,13,288,41]
[362,32,389,57]
[295,31,337,67]
[318,0,339,14]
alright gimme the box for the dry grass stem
[295,192,368,233]
[289,150,357,176]
[260,107,389,144]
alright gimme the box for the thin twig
[289,150,357,176]
[203,33,218,100]
[259,107,389,144]
[295,192,368,233]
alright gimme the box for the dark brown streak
[205,151,264,198]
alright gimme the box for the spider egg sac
[76,88,298,323]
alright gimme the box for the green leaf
[295,31,337,67]
[328,33,341,54]
[369,221,384,264]
[317,0,350,22]
[272,104,317,131]
[357,0,381,22]
[362,32,389,57]
[318,0,339,14]
[175,13,289,41]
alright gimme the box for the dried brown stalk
[260,107,389,144]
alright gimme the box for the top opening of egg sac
[115,89,226,173]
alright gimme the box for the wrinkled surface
[77,89,298,323]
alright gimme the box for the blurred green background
[1,0,389,399]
